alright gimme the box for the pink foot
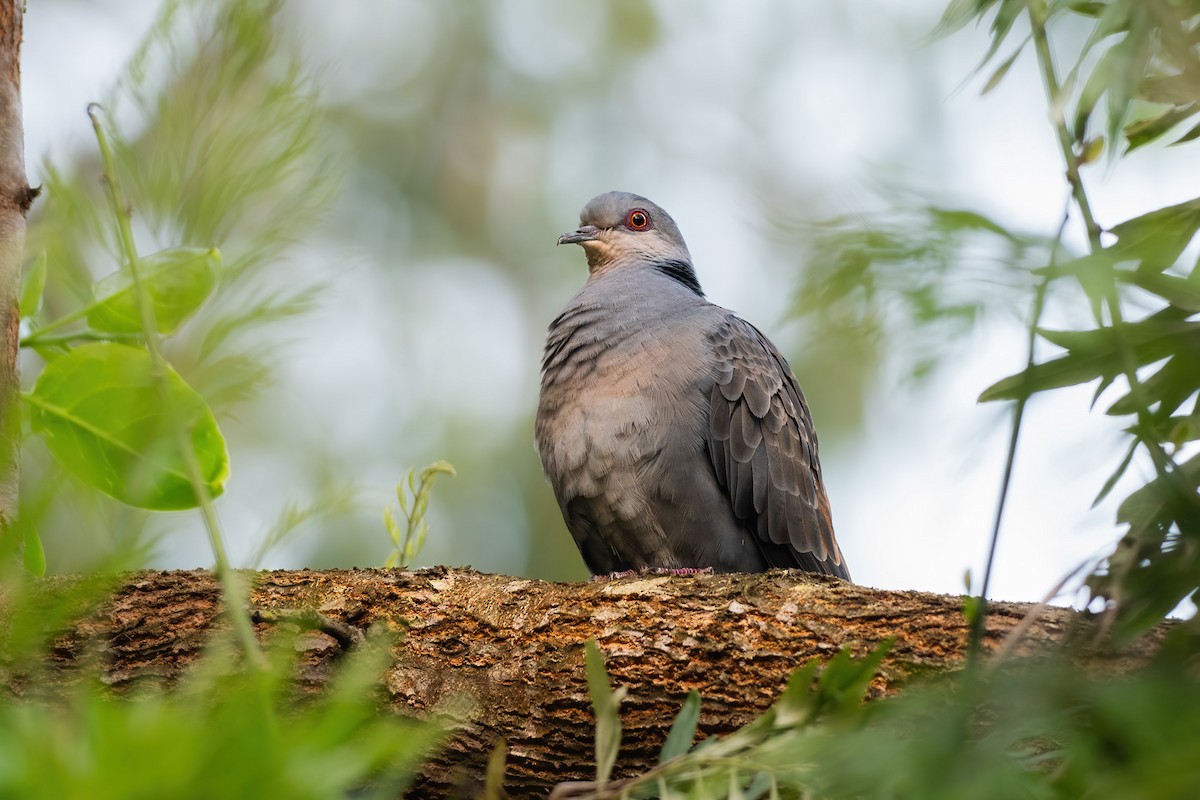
[591,566,713,581]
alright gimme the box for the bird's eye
[625,209,652,231]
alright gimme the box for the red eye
[625,208,652,231]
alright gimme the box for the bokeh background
[20,0,1200,603]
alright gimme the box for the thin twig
[993,556,1099,664]
[968,203,1064,662]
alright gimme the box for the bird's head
[558,191,692,273]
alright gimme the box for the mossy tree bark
[31,567,1164,798]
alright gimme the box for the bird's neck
[586,256,705,298]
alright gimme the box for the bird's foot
[592,569,640,582]
[591,566,714,581]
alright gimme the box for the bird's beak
[557,225,601,246]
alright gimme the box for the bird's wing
[707,316,849,579]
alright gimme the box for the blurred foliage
[18,0,337,569]
[5,0,1200,795]
[803,0,1200,643]
[568,640,1200,799]
[791,200,1056,382]
[0,588,441,799]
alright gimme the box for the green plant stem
[19,330,142,348]
[88,104,264,668]
[1029,7,1103,251]
[970,272,1052,663]
[18,306,92,344]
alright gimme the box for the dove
[536,191,849,579]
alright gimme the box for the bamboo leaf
[1171,118,1200,146]
[585,640,626,787]
[659,691,702,764]
[1093,439,1139,507]
[1106,353,1200,417]
[978,0,1025,70]
[1115,269,1200,312]
[1108,198,1200,272]
[1124,104,1199,152]
[981,43,1025,95]
[934,0,1001,38]
[1116,452,1200,531]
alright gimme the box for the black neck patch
[653,259,705,297]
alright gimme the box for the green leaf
[26,342,228,510]
[87,247,221,334]
[1103,22,1155,151]
[979,311,1200,402]
[1079,135,1105,164]
[963,594,982,626]
[1108,199,1200,272]
[1172,118,1200,146]
[976,0,1024,72]
[585,640,626,787]
[1106,353,1200,417]
[482,738,508,800]
[20,251,47,318]
[1124,104,1199,152]
[982,43,1025,94]
[1074,44,1121,139]
[1037,251,1116,320]
[1059,0,1105,16]
[812,640,892,719]
[22,526,46,577]
[1116,269,1200,312]
[933,0,1001,38]
[659,691,701,764]
[1093,438,1139,507]
[1116,452,1200,533]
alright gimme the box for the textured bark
[0,1,33,527]
[32,568,1162,797]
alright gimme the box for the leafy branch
[952,0,1200,641]
[88,104,261,666]
[383,460,456,569]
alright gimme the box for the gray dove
[536,191,849,580]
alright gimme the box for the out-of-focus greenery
[4,6,438,797]
[798,0,1200,641]
[5,0,1200,796]
[19,0,338,570]
[571,639,1200,799]
[0,589,442,799]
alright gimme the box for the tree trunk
[33,567,1163,798]
[0,1,33,528]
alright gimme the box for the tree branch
[32,567,1165,797]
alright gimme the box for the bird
[535,191,850,580]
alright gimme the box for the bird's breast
[536,308,715,504]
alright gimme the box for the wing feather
[707,317,849,579]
